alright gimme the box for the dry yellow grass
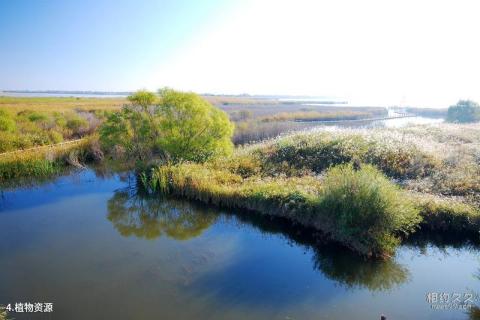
[0,96,127,112]
[0,95,277,113]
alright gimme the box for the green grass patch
[415,194,480,234]
[0,137,100,183]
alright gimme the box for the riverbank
[0,136,100,184]
[144,122,480,258]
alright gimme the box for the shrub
[0,108,103,153]
[446,100,480,123]
[0,109,16,132]
[317,164,421,257]
[26,111,48,122]
[66,117,88,132]
[0,132,17,152]
[48,130,64,144]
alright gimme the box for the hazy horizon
[1,0,479,107]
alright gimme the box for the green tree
[127,89,156,110]
[156,88,234,162]
[99,89,234,162]
[446,100,480,123]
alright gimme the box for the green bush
[25,111,48,122]
[66,117,88,131]
[446,100,480,123]
[317,164,421,256]
[0,110,16,132]
[48,130,64,143]
[0,108,102,153]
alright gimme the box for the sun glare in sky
[1,0,479,107]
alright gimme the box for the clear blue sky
[1,0,479,107]
[0,0,235,91]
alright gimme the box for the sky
[1,0,479,107]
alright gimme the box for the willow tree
[100,88,234,162]
[157,88,234,162]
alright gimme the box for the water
[0,170,478,320]
[305,115,444,131]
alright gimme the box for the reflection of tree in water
[223,210,410,292]
[312,247,409,292]
[107,189,218,240]
[109,184,413,292]
[404,229,480,254]
[106,188,480,294]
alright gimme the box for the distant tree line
[447,100,480,123]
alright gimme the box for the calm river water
[0,169,478,320]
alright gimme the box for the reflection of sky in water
[0,170,478,320]
[309,115,444,132]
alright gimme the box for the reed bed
[146,122,480,258]
[260,110,383,122]
[0,137,98,182]
[0,107,110,152]
[0,96,126,112]
[147,162,420,258]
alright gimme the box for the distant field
[0,95,394,150]
[0,95,386,114]
[0,96,127,112]
[0,95,277,112]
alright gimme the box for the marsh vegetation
[1,91,479,259]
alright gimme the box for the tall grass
[145,122,480,257]
[243,131,439,179]
[232,120,315,145]
[146,162,420,258]
[0,137,99,183]
[0,107,108,153]
[319,164,420,256]
[414,194,480,234]
[260,110,383,122]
